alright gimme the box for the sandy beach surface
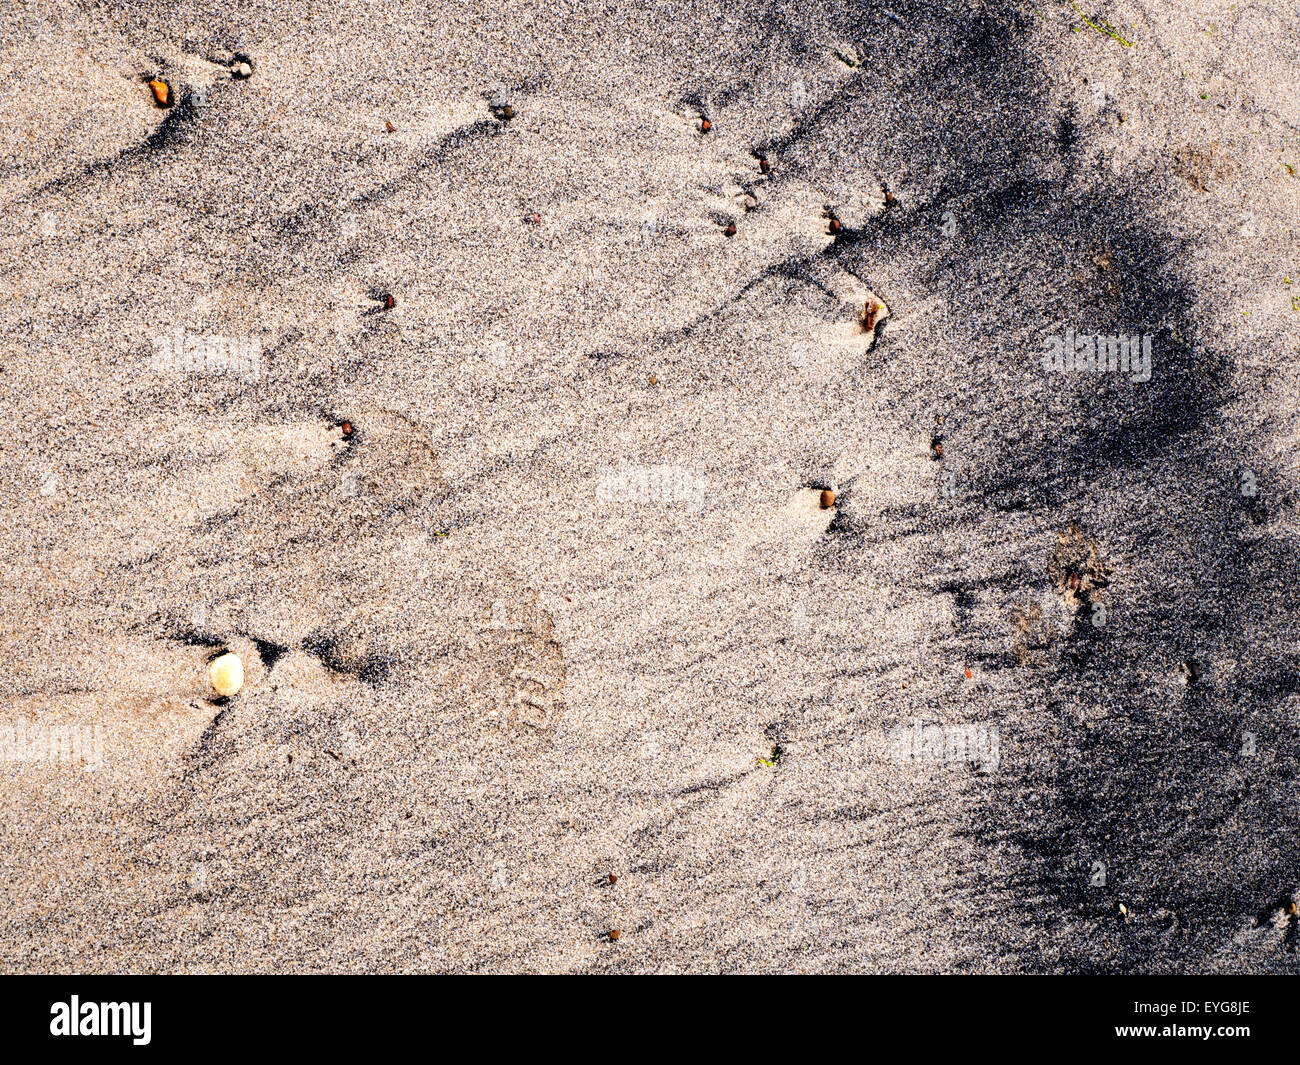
[2,0,1299,972]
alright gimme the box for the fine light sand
[2,0,1299,972]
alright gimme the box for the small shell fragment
[208,652,244,697]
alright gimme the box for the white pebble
[208,652,244,696]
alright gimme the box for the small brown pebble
[723,222,736,237]
[699,118,711,133]
[382,293,395,310]
[608,929,621,940]
[884,188,896,206]
[148,79,172,108]
[862,300,880,331]
[608,873,618,885]
[758,156,770,174]
[385,120,396,132]
[498,104,515,120]
[820,489,836,509]
[525,212,540,225]
[340,420,354,438]
[828,217,842,234]
[647,374,657,386]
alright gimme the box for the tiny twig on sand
[1071,2,1134,47]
